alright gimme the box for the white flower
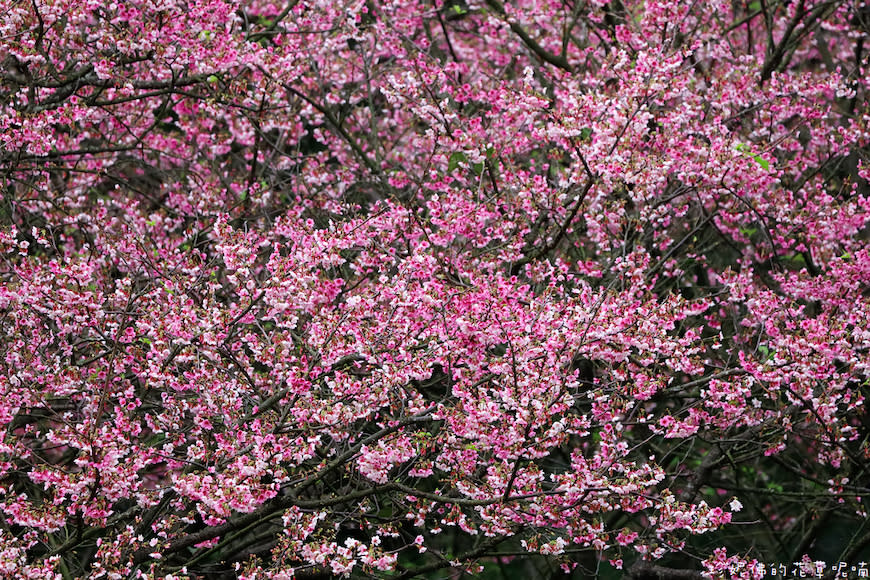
[729,498,743,512]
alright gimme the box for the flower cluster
[1,0,868,577]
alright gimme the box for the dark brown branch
[510,177,595,275]
[626,561,704,580]
[483,0,574,72]
[131,484,396,565]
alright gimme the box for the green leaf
[735,142,770,170]
[207,75,219,84]
[472,161,485,176]
[785,253,806,265]
[144,432,166,446]
[757,345,774,361]
[448,151,467,173]
[579,127,593,141]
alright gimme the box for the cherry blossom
[1,0,868,577]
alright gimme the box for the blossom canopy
[1,0,869,578]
